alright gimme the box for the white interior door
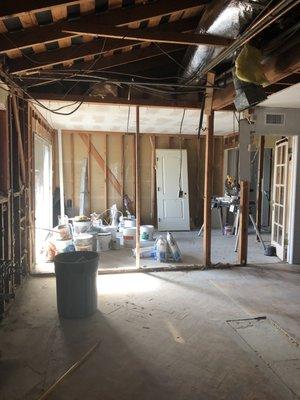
[156,149,190,231]
[271,139,288,260]
[34,135,52,261]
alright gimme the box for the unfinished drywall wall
[55,131,224,228]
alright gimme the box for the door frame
[271,138,289,260]
[33,133,53,264]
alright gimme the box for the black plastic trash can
[54,251,99,319]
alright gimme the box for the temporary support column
[256,135,265,240]
[238,181,249,265]
[203,72,215,267]
[238,119,251,265]
[57,129,65,223]
[203,112,214,266]
[135,106,141,269]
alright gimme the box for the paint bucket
[73,220,91,235]
[97,232,112,252]
[123,227,136,248]
[74,234,93,251]
[101,225,117,239]
[224,225,233,236]
[140,225,154,241]
[55,239,74,253]
[124,218,136,228]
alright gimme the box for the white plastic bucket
[124,218,136,228]
[74,233,93,252]
[101,225,117,239]
[55,239,73,253]
[140,225,154,241]
[97,232,112,252]
[73,220,91,235]
[123,227,136,248]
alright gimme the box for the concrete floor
[1,263,299,400]
[34,229,279,274]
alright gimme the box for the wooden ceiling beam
[0,23,74,54]
[8,17,197,74]
[62,25,234,47]
[212,41,300,110]
[62,0,207,30]
[53,43,183,73]
[29,92,203,109]
[0,0,83,19]
[0,0,204,53]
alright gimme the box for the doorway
[156,149,190,231]
[271,138,289,260]
[34,134,52,262]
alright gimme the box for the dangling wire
[178,109,186,195]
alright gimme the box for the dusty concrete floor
[1,263,299,400]
[34,229,278,273]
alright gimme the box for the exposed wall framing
[57,130,224,227]
[0,95,54,318]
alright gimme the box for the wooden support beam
[8,16,196,74]
[88,134,92,212]
[104,134,108,210]
[149,135,156,225]
[238,180,249,265]
[11,94,26,185]
[0,0,84,18]
[53,43,183,74]
[61,0,206,32]
[32,92,203,109]
[78,132,122,196]
[256,135,265,241]
[203,112,214,267]
[62,25,234,47]
[203,71,215,267]
[135,106,141,269]
[0,24,74,54]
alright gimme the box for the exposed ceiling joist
[0,0,83,18]
[62,25,234,47]
[0,0,204,54]
[8,17,197,74]
[0,23,74,54]
[62,0,207,30]
[30,92,203,109]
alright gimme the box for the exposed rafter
[62,25,234,47]
[0,0,83,18]
[0,0,204,54]
[8,17,198,74]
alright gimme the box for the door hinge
[157,187,160,191]
[158,217,161,222]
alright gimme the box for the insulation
[183,0,269,83]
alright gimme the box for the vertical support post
[57,129,65,223]
[11,94,26,186]
[104,133,108,210]
[238,180,249,265]
[135,106,141,269]
[70,133,75,208]
[203,112,214,266]
[88,134,92,212]
[150,135,156,225]
[256,135,265,240]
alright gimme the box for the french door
[271,139,288,260]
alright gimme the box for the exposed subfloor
[33,229,279,274]
[1,263,300,400]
